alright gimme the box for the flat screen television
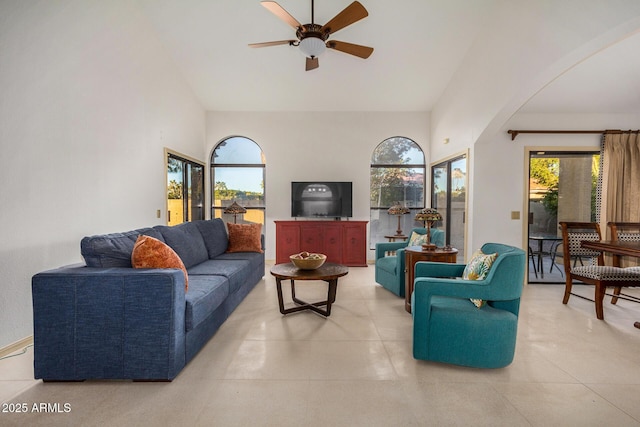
[291,181,353,219]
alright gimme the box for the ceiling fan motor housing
[297,24,328,58]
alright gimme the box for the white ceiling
[137,0,640,114]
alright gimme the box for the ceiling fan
[249,0,374,71]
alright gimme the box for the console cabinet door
[276,224,300,263]
[300,225,324,255]
[342,223,367,266]
[322,224,343,263]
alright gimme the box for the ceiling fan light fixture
[299,36,326,58]
[250,1,372,70]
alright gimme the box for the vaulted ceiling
[518,30,640,114]
[137,0,640,114]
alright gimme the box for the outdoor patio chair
[528,246,538,278]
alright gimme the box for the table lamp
[223,201,247,223]
[387,202,410,236]
[415,208,442,250]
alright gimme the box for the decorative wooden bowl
[290,253,327,270]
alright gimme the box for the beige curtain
[600,131,640,266]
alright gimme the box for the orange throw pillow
[226,223,264,253]
[131,235,189,291]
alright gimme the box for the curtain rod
[507,129,626,141]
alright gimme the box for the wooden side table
[404,245,458,313]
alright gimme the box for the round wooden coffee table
[270,262,349,317]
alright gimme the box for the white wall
[471,112,640,252]
[428,1,640,252]
[0,1,205,348]
[206,112,430,261]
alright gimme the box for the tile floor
[2,264,640,426]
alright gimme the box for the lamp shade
[415,208,442,223]
[387,202,410,216]
[223,201,247,215]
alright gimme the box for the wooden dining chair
[559,222,640,320]
[607,222,640,305]
[608,222,640,251]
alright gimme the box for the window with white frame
[370,137,425,247]
[210,136,265,226]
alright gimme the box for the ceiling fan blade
[261,1,302,30]
[327,40,373,59]
[306,57,319,71]
[248,40,295,48]
[320,1,368,35]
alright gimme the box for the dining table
[580,240,640,329]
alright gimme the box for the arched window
[211,136,265,225]
[370,137,425,246]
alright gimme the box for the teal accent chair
[412,243,525,368]
[374,228,445,297]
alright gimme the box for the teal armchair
[412,243,525,368]
[374,228,444,297]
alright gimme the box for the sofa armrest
[413,275,518,311]
[32,266,187,381]
[374,241,408,260]
[414,261,466,278]
[414,276,492,301]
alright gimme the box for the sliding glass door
[167,151,205,226]
[527,150,599,283]
[431,154,467,261]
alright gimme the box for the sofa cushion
[155,222,209,268]
[408,231,428,246]
[81,228,165,268]
[187,259,251,294]
[185,275,229,332]
[215,251,264,273]
[131,235,189,291]
[226,223,264,253]
[376,256,397,275]
[463,249,497,281]
[463,249,498,308]
[194,219,229,259]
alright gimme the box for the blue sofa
[31,219,264,381]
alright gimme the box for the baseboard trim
[0,336,33,358]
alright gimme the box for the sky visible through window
[212,137,264,194]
